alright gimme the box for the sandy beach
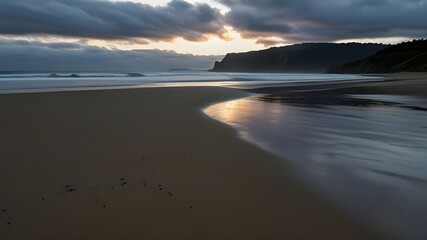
[1,0,425,238]
[0,86,384,239]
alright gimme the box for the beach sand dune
[0,87,380,239]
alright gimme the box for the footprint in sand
[119,178,127,186]
[64,185,77,193]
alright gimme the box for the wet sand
[207,75,427,239]
[0,87,381,239]
[248,73,427,98]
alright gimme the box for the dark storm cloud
[220,0,427,42]
[0,0,224,41]
[0,40,221,71]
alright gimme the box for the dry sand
[0,87,383,239]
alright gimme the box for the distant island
[210,43,387,73]
[329,39,427,73]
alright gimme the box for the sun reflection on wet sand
[205,97,289,145]
[204,94,427,240]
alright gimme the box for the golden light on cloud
[136,37,263,56]
[82,27,265,56]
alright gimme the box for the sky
[1,0,426,71]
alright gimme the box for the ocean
[0,71,373,93]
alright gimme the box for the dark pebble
[143,183,147,186]
[42,198,45,201]
[189,206,193,209]
[121,182,127,186]
[159,188,163,191]
[168,192,173,197]
[102,205,107,208]
[120,178,125,181]
[66,188,76,192]
[6,222,11,225]
[2,209,6,213]
[66,185,71,188]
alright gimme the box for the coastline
[0,86,381,239]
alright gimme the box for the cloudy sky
[1,0,426,71]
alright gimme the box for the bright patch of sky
[84,0,258,55]
[112,0,230,13]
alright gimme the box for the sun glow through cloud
[101,27,266,55]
